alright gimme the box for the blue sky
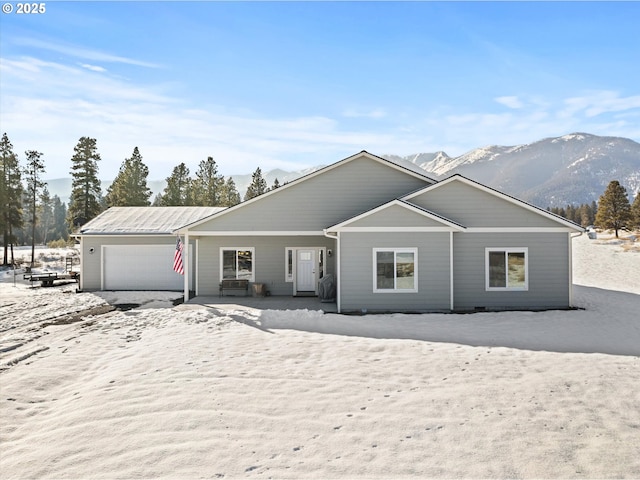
[1,1,639,181]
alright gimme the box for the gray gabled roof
[79,206,226,235]
[402,174,584,231]
[175,150,436,233]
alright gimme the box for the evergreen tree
[631,193,640,230]
[24,150,46,268]
[67,137,103,230]
[105,147,152,206]
[38,186,53,244]
[271,178,280,191]
[152,193,164,206]
[52,196,68,241]
[192,156,224,206]
[0,133,24,266]
[565,205,576,224]
[595,180,632,238]
[579,203,594,227]
[219,177,241,207]
[244,167,268,201]
[159,162,192,206]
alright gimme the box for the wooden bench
[219,279,249,297]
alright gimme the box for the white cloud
[1,53,638,181]
[80,63,107,73]
[494,96,524,109]
[561,91,640,118]
[0,56,396,179]
[342,108,387,119]
[12,37,161,68]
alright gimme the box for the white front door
[296,249,316,293]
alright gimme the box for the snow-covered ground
[1,234,639,478]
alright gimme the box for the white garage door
[103,244,193,291]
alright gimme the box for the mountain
[384,133,640,207]
[45,133,639,209]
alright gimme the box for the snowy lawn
[0,234,639,478]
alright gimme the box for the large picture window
[373,248,417,293]
[486,248,528,291]
[221,248,254,281]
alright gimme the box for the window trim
[372,248,418,293]
[220,247,255,282]
[285,248,294,282]
[485,247,528,291]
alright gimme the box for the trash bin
[252,283,266,297]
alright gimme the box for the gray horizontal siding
[410,181,563,228]
[339,232,451,313]
[196,235,336,296]
[452,232,570,310]
[191,156,431,232]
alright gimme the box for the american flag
[173,238,184,275]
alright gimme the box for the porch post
[183,231,190,301]
[568,232,573,307]
[336,232,341,313]
[450,231,454,311]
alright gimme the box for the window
[486,248,528,291]
[373,248,417,293]
[285,248,293,282]
[221,248,254,281]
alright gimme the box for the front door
[296,249,316,293]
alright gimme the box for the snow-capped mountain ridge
[383,133,640,207]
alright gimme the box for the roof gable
[403,175,583,230]
[327,199,465,232]
[177,151,436,233]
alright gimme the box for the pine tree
[52,196,68,241]
[38,186,53,244]
[105,147,152,206]
[219,177,241,207]
[0,133,24,266]
[192,156,224,206]
[631,193,640,231]
[579,203,593,227]
[244,167,268,201]
[595,180,632,238]
[24,150,46,268]
[160,162,192,206]
[271,178,280,190]
[67,137,103,230]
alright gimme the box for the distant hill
[46,133,640,209]
[384,133,640,207]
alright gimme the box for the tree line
[3,132,639,267]
[1,134,280,267]
[548,180,640,238]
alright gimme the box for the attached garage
[77,206,224,292]
[102,244,193,291]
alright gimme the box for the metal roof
[79,206,225,235]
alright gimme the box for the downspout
[323,229,340,313]
[569,230,584,307]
